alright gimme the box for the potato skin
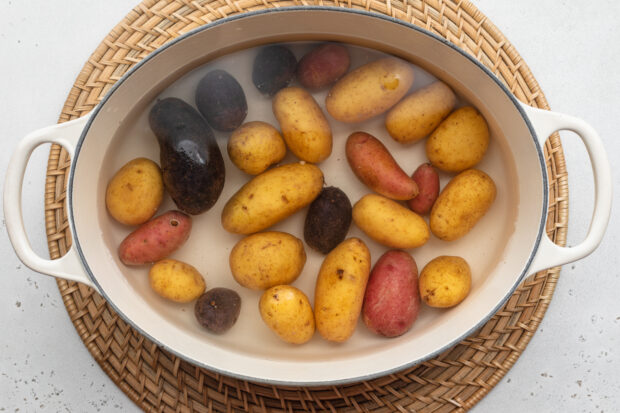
[149,259,206,303]
[407,163,440,215]
[149,97,225,214]
[426,106,490,172]
[304,186,352,254]
[362,250,420,337]
[273,87,332,163]
[353,194,430,249]
[252,45,297,96]
[194,288,241,334]
[221,163,324,234]
[229,231,306,290]
[105,158,164,226]
[227,121,286,175]
[326,57,415,123]
[119,210,192,265]
[259,285,315,344]
[430,169,496,241]
[314,238,371,342]
[346,131,419,200]
[386,81,456,144]
[296,43,350,90]
[195,69,247,132]
[419,256,471,307]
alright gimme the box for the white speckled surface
[1,1,618,411]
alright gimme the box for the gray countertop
[1,1,618,411]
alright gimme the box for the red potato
[346,132,419,200]
[296,43,350,90]
[408,163,440,214]
[119,210,192,265]
[362,250,420,337]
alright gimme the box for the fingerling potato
[408,163,440,215]
[273,87,332,163]
[426,106,490,172]
[105,157,164,226]
[149,259,206,303]
[227,121,286,175]
[386,81,456,144]
[419,256,471,308]
[314,238,371,342]
[119,210,192,265]
[363,250,420,337]
[353,194,430,249]
[221,162,324,234]
[430,169,496,241]
[296,43,350,90]
[259,285,315,344]
[229,231,306,290]
[326,57,414,123]
[346,132,419,200]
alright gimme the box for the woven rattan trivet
[45,1,568,411]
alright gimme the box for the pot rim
[67,6,548,386]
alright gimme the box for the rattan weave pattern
[44,1,568,411]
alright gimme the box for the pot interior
[70,8,545,384]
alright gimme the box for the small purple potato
[194,288,242,334]
[195,70,247,132]
[362,250,420,337]
[296,43,350,90]
[304,187,352,254]
[252,45,297,96]
[119,210,192,265]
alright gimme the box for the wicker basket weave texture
[44,1,568,412]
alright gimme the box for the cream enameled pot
[5,8,611,385]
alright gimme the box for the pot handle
[521,103,612,274]
[4,114,99,291]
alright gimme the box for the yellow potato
[259,285,315,344]
[314,238,371,342]
[105,158,164,226]
[227,121,286,175]
[419,256,471,307]
[221,162,324,234]
[325,57,415,123]
[273,87,332,163]
[425,106,490,172]
[430,169,496,241]
[352,194,430,249]
[385,81,456,144]
[229,231,306,290]
[149,259,206,303]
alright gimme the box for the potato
[195,69,247,132]
[314,238,371,342]
[425,106,490,172]
[385,81,456,144]
[419,256,471,308]
[252,45,297,96]
[304,186,352,254]
[296,43,350,89]
[346,132,419,200]
[227,121,286,175]
[362,250,420,337]
[430,169,496,241]
[194,288,241,334]
[221,162,324,234]
[326,57,414,123]
[149,97,225,214]
[105,157,164,226]
[259,285,315,344]
[353,194,430,249]
[119,210,192,265]
[149,259,206,303]
[408,163,440,214]
[273,87,332,163]
[229,231,306,290]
